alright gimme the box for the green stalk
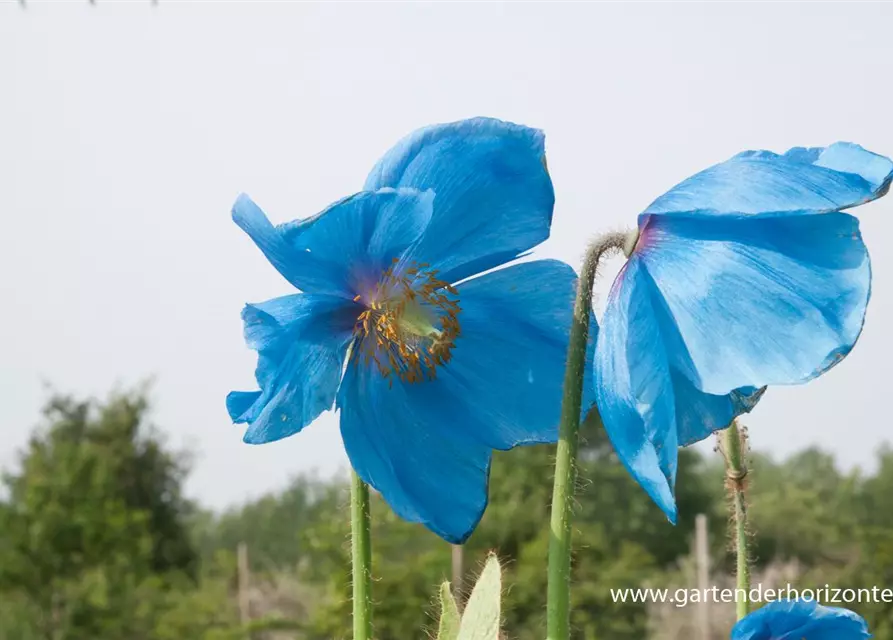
[721,420,751,620]
[350,470,373,640]
[547,232,627,640]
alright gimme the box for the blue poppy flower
[594,143,893,521]
[731,600,871,640]
[227,118,592,543]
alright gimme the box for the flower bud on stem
[547,231,628,640]
[720,420,751,621]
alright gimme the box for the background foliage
[1,390,890,639]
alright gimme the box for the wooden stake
[237,542,251,628]
[695,514,711,640]
[451,544,464,603]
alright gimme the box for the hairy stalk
[721,420,751,621]
[547,231,628,640]
[350,470,373,640]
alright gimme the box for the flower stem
[350,469,373,640]
[721,420,751,621]
[547,232,627,640]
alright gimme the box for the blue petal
[226,391,261,421]
[731,600,870,640]
[594,257,679,521]
[232,194,335,294]
[233,189,434,297]
[364,117,555,284]
[435,259,595,449]
[645,142,892,216]
[337,359,491,544]
[637,210,870,395]
[594,257,761,521]
[280,188,435,297]
[228,293,358,444]
[672,373,764,447]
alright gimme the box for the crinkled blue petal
[364,117,555,284]
[672,373,764,447]
[279,188,435,297]
[731,600,871,640]
[337,358,491,544]
[424,259,595,450]
[637,210,870,395]
[232,188,434,298]
[226,391,261,421]
[227,293,358,444]
[594,256,762,521]
[645,142,893,216]
[232,194,337,295]
[336,259,587,542]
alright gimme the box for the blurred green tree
[0,390,210,639]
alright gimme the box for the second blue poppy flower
[594,143,893,521]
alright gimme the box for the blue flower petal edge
[645,142,892,216]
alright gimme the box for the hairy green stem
[547,232,627,640]
[350,470,373,640]
[722,420,751,621]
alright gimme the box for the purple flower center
[352,261,461,385]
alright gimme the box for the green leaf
[436,582,461,640]
[457,554,501,640]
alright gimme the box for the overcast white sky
[3,2,893,510]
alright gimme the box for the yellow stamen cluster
[353,260,461,385]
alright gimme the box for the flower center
[352,261,461,385]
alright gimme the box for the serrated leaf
[436,581,461,640]
[457,554,501,640]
